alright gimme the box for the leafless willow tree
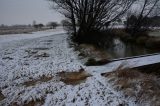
[126,0,160,36]
[48,0,135,38]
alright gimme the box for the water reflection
[106,38,158,59]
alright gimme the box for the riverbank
[113,29,160,49]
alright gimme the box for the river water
[106,38,159,59]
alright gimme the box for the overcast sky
[0,0,64,25]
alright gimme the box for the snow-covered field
[0,29,136,106]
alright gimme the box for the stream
[106,38,159,59]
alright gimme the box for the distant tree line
[32,21,59,29]
[46,22,58,29]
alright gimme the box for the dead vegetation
[102,66,160,105]
[23,75,53,87]
[76,44,112,66]
[22,69,91,87]
[58,69,91,85]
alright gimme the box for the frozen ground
[0,29,137,106]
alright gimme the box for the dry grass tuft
[23,75,53,87]
[58,69,91,85]
[116,68,141,79]
[102,67,160,105]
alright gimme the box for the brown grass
[23,75,53,87]
[58,69,91,85]
[102,67,160,105]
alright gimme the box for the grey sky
[0,0,64,25]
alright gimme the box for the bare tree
[48,0,135,38]
[126,0,160,36]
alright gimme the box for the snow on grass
[0,27,65,44]
[0,30,136,105]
